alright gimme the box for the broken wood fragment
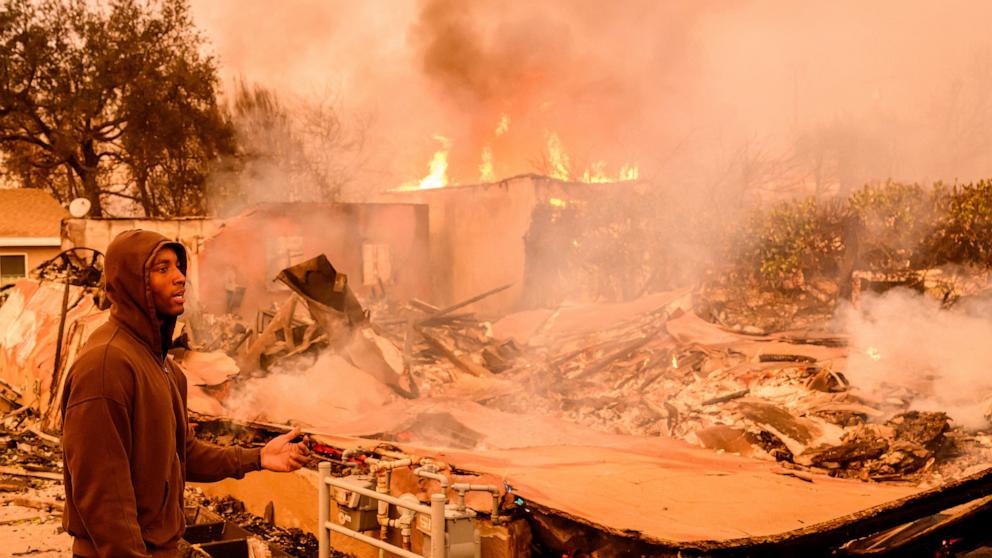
[419,283,512,322]
[701,388,750,406]
[8,496,64,512]
[409,298,441,314]
[415,326,488,377]
[0,466,63,482]
[27,426,60,447]
[758,353,817,364]
[571,324,666,380]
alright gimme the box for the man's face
[149,247,186,318]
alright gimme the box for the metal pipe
[325,521,424,558]
[450,483,502,525]
[366,457,413,472]
[430,493,446,558]
[324,477,433,515]
[376,472,389,540]
[414,467,449,489]
[318,462,331,558]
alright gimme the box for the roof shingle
[0,188,68,238]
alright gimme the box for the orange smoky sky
[190,0,992,194]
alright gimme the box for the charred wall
[197,202,431,316]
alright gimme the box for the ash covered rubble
[479,289,990,486]
[170,243,991,486]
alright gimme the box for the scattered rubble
[185,490,342,558]
[5,247,992,556]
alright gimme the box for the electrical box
[418,506,480,558]
[332,475,379,532]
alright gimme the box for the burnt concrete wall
[380,175,632,315]
[197,202,430,317]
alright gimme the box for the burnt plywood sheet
[291,401,919,546]
[416,434,917,544]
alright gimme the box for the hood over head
[104,230,188,359]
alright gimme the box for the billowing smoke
[191,0,992,195]
[842,289,992,430]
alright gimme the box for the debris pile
[476,293,987,483]
[0,409,63,482]
[190,313,252,355]
[185,490,333,558]
[0,406,71,556]
[370,284,524,393]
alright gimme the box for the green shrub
[923,179,992,267]
[847,181,936,270]
[738,179,992,289]
[738,197,846,289]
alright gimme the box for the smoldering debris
[185,490,332,558]
[176,250,992,486]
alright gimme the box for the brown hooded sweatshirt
[61,230,260,558]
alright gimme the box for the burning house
[382,175,655,315]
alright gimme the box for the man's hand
[261,427,311,472]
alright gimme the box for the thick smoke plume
[842,289,992,430]
[192,0,992,195]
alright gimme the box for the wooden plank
[571,324,666,380]
[419,283,512,322]
[28,426,60,447]
[415,326,488,377]
[0,466,63,482]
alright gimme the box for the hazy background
[191,0,992,198]
[190,1,992,430]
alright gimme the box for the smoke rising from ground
[842,289,992,430]
[191,0,992,196]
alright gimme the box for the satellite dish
[69,198,91,218]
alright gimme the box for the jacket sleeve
[62,351,150,558]
[174,358,261,483]
[186,428,261,483]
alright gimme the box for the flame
[581,160,640,183]
[546,131,638,184]
[479,145,495,182]
[401,135,450,190]
[619,164,639,181]
[582,161,609,183]
[548,197,567,208]
[672,353,679,369]
[866,346,881,361]
[546,131,571,181]
[401,124,639,189]
[495,114,510,136]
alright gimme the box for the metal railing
[318,461,447,558]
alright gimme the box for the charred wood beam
[417,283,512,323]
[415,326,489,377]
[701,388,750,406]
[570,324,666,380]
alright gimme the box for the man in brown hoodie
[61,230,310,557]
